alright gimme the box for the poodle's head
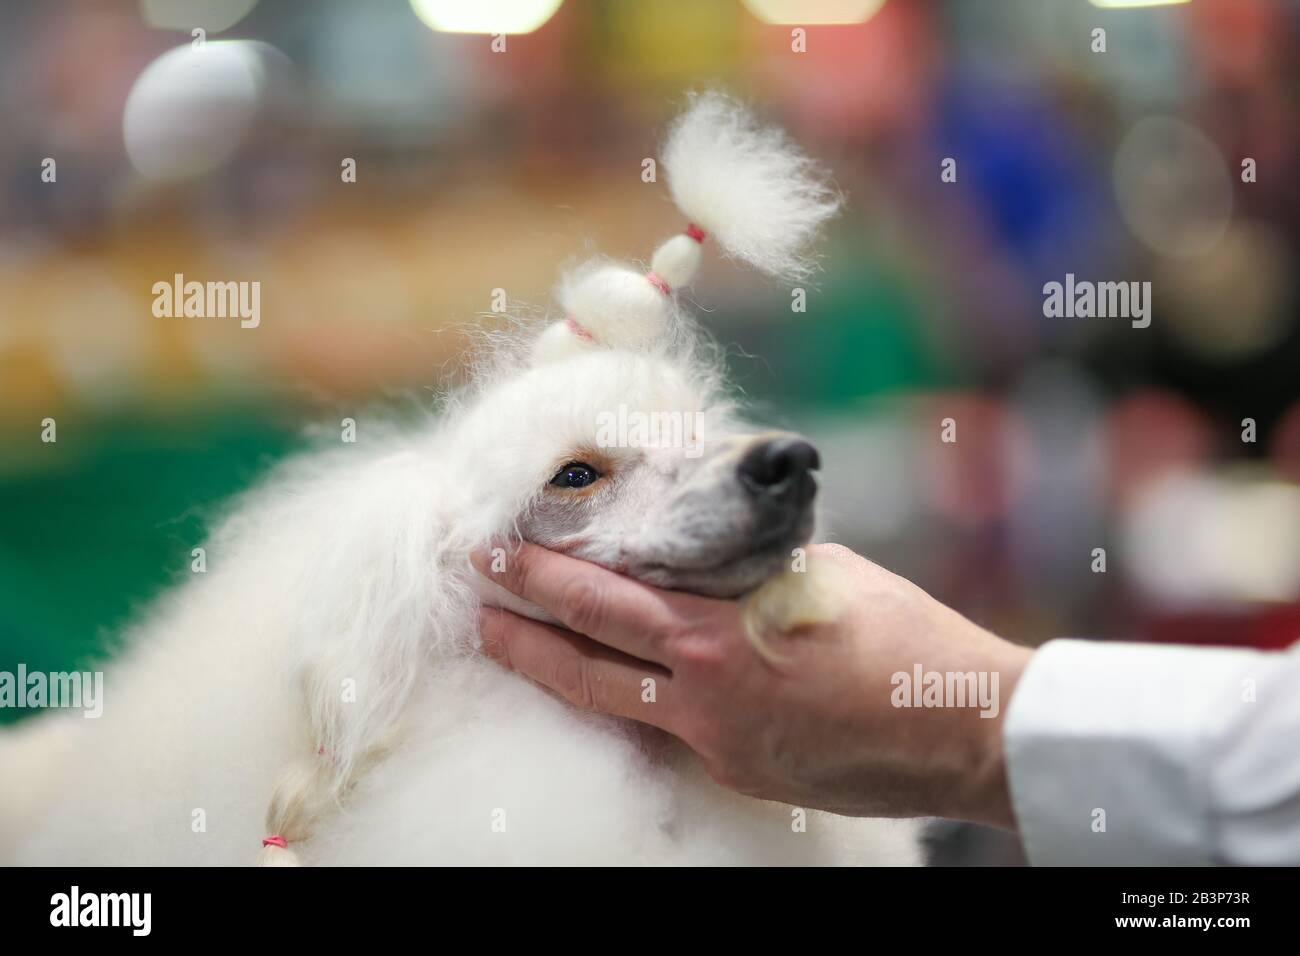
[456,340,818,599]
[456,91,838,603]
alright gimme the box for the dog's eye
[550,462,602,489]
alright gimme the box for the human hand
[471,542,1032,829]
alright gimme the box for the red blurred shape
[922,392,1027,529]
[1271,398,1300,484]
[1140,604,1300,651]
[1105,390,1214,510]
[751,0,937,141]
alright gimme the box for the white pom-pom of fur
[662,91,841,282]
[555,260,674,348]
[649,234,702,289]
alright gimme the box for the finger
[478,607,678,731]
[471,542,711,666]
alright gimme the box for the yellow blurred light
[741,0,887,25]
[409,0,563,34]
[1088,0,1190,8]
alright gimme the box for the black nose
[737,438,820,497]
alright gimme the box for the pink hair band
[262,835,288,849]
[644,272,673,296]
[565,316,596,342]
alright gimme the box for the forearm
[944,637,1034,829]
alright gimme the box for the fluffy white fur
[550,258,673,354]
[0,93,920,867]
[662,90,842,281]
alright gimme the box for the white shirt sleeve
[1002,637,1300,865]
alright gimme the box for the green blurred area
[777,248,952,405]
[721,242,953,411]
[0,412,300,724]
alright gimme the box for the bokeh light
[1113,116,1233,257]
[741,0,888,25]
[408,0,563,35]
[122,42,274,184]
[1124,470,1300,606]
[1090,0,1190,8]
[1156,220,1293,360]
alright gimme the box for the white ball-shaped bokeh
[123,41,267,183]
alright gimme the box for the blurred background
[1,0,1298,864]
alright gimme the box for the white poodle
[1,93,921,866]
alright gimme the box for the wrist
[951,640,1032,829]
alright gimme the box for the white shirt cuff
[1002,638,1267,865]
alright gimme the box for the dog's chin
[626,523,814,599]
[631,551,791,599]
